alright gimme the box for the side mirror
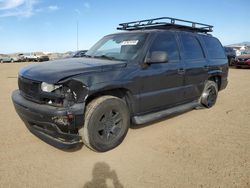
[146,51,168,64]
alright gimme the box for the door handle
[178,68,185,74]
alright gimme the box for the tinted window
[149,32,179,61]
[203,36,225,59]
[180,33,204,59]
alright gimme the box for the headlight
[41,82,61,92]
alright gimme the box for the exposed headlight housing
[41,82,61,92]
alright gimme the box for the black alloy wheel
[200,80,218,108]
[79,96,130,152]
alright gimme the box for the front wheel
[79,96,130,152]
[199,80,218,108]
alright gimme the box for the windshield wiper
[93,55,115,60]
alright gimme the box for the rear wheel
[79,96,130,152]
[199,80,218,108]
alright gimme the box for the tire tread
[80,95,128,152]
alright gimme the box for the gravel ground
[0,63,249,188]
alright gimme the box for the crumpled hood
[19,58,126,83]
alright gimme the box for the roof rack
[117,17,213,33]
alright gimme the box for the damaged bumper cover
[11,90,84,149]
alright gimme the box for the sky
[0,0,249,54]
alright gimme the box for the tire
[199,80,218,108]
[229,58,235,66]
[79,96,130,152]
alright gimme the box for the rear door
[138,31,186,113]
[178,32,208,101]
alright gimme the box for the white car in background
[0,56,18,63]
[19,53,39,62]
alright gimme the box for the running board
[132,101,199,125]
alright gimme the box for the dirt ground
[0,62,249,188]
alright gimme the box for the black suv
[224,47,236,66]
[12,17,228,152]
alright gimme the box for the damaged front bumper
[12,90,84,149]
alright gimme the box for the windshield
[86,33,148,61]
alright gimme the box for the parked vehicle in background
[72,50,87,58]
[224,47,236,66]
[235,54,250,68]
[18,53,49,62]
[38,55,49,62]
[12,17,228,152]
[0,57,18,63]
[19,53,39,62]
[17,54,25,62]
[241,51,250,55]
[65,50,87,58]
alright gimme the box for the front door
[138,31,186,113]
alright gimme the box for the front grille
[18,76,41,102]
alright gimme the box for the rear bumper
[12,90,84,149]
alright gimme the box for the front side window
[180,33,204,60]
[148,32,180,61]
[86,33,148,61]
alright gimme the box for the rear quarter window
[203,36,226,59]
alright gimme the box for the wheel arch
[208,74,222,90]
[85,88,137,116]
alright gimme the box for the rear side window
[180,33,204,59]
[203,36,226,59]
[149,32,180,61]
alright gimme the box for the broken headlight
[40,80,87,107]
[41,82,62,92]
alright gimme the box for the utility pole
[77,20,79,51]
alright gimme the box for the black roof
[117,17,213,34]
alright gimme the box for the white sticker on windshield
[121,40,139,45]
